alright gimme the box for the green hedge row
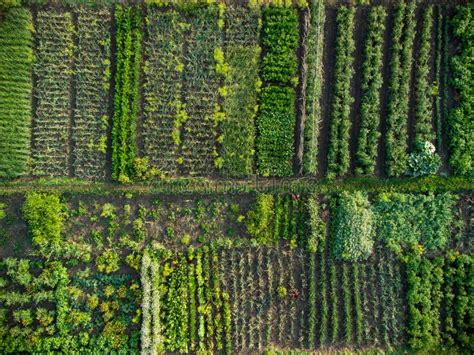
[0,8,33,178]
[257,6,298,177]
[112,5,142,182]
[327,6,355,178]
[449,4,473,176]
[385,0,416,177]
[355,6,386,176]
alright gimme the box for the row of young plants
[221,5,261,177]
[112,5,141,182]
[142,7,185,176]
[257,6,299,177]
[33,10,74,177]
[0,7,33,178]
[140,244,231,353]
[73,6,111,180]
[303,0,325,175]
[355,6,386,176]
[449,4,473,176]
[385,0,416,177]
[327,6,355,178]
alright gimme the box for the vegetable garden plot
[0,8,33,178]
[180,5,222,176]
[142,7,185,176]
[32,10,74,177]
[73,6,111,180]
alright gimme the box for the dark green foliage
[112,5,141,182]
[355,6,386,175]
[373,192,456,252]
[332,191,374,261]
[258,5,298,177]
[23,192,65,255]
[327,6,355,178]
[303,0,325,175]
[0,7,33,178]
[414,6,435,146]
[257,86,296,176]
[449,4,474,176]
[385,0,416,177]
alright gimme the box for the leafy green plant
[406,141,441,177]
[246,194,274,245]
[96,249,120,274]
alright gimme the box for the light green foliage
[332,191,374,261]
[0,202,6,220]
[373,192,456,252]
[96,249,120,274]
[306,195,326,253]
[23,193,65,255]
[0,7,33,178]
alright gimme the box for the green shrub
[23,193,65,255]
[96,249,120,274]
[406,141,441,177]
[332,191,374,261]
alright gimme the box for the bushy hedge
[0,8,33,178]
[355,6,386,175]
[112,5,142,182]
[23,193,65,255]
[327,6,355,178]
[257,6,298,177]
[448,4,473,176]
[332,191,374,261]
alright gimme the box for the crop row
[112,5,141,182]
[33,10,74,177]
[327,6,355,178]
[355,6,386,176]
[257,6,298,177]
[221,5,261,177]
[73,6,111,180]
[385,0,416,177]
[0,8,33,178]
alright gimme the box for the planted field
[0,1,472,354]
